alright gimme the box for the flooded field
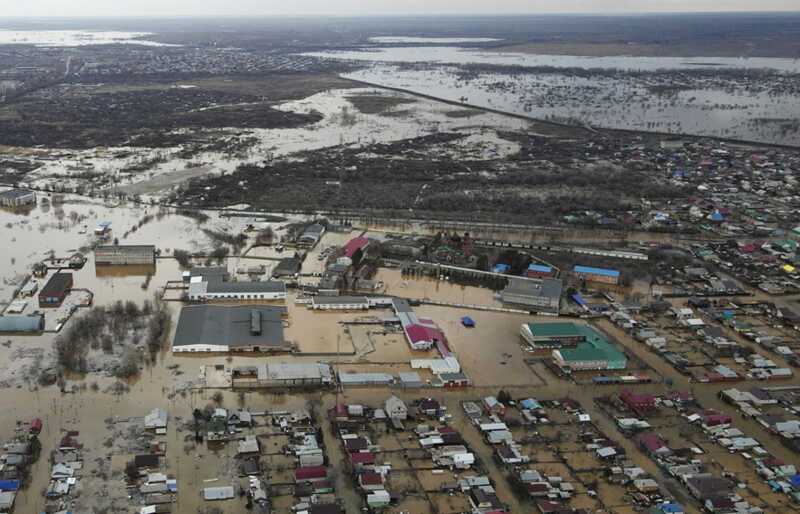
[13,87,529,199]
[0,29,173,47]
[308,46,800,145]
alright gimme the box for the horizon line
[1,10,800,19]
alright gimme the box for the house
[134,454,160,470]
[620,390,657,416]
[638,433,671,457]
[39,272,73,308]
[144,408,167,431]
[358,471,384,491]
[483,396,506,417]
[384,396,408,420]
[349,451,375,470]
[552,326,627,372]
[295,466,328,483]
[685,474,734,501]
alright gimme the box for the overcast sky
[3,0,798,17]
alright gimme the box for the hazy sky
[3,0,799,17]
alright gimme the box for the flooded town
[1,9,800,514]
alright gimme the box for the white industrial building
[187,276,287,301]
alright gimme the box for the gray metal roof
[0,188,34,200]
[503,277,562,299]
[173,305,286,349]
[207,280,286,294]
[264,362,330,380]
[338,372,394,384]
[391,298,413,313]
[312,296,368,305]
[398,372,422,383]
[0,314,43,333]
[203,486,235,500]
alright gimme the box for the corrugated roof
[525,322,585,338]
[173,305,287,349]
[574,265,620,278]
[0,314,43,333]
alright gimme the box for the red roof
[703,414,732,426]
[342,237,369,258]
[638,433,667,452]
[359,471,383,486]
[350,452,375,465]
[295,466,327,480]
[406,324,444,344]
[30,418,42,432]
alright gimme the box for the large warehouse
[500,278,562,314]
[94,245,156,265]
[520,322,587,348]
[549,323,627,371]
[172,305,290,353]
[0,188,36,208]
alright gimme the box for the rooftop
[173,305,286,349]
[574,265,620,278]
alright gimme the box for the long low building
[0,314,44,333]
[94,245,156,265]
[311,296,370,310]
[500,278,562,314]
[520,322,586,348]
[232,363,333,388]
[187,278,287,301]
[574,265,620,285]
[550,323,627,372]
[172,305,290,353]
[0,188,35,208]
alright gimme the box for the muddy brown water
[1,196,798,513]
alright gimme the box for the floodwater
[368,37,503,44]
[307,46,800,145]
[18,87,529,199]
[0,205,798,512]
[308,46,800,72]
[0,29,174,47]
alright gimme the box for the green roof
[526,322,585,338]
[556,325,627,368]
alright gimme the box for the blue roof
[658,503,684,513]
[709,210,724,221]
[527,264,552,273]
[574,265,620,278]
[460,316,475,327]
[790,474,800,487]
[0,480,20,491]
[520,398,541,410]
[493,263,510,273]
[571,293,587,307]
